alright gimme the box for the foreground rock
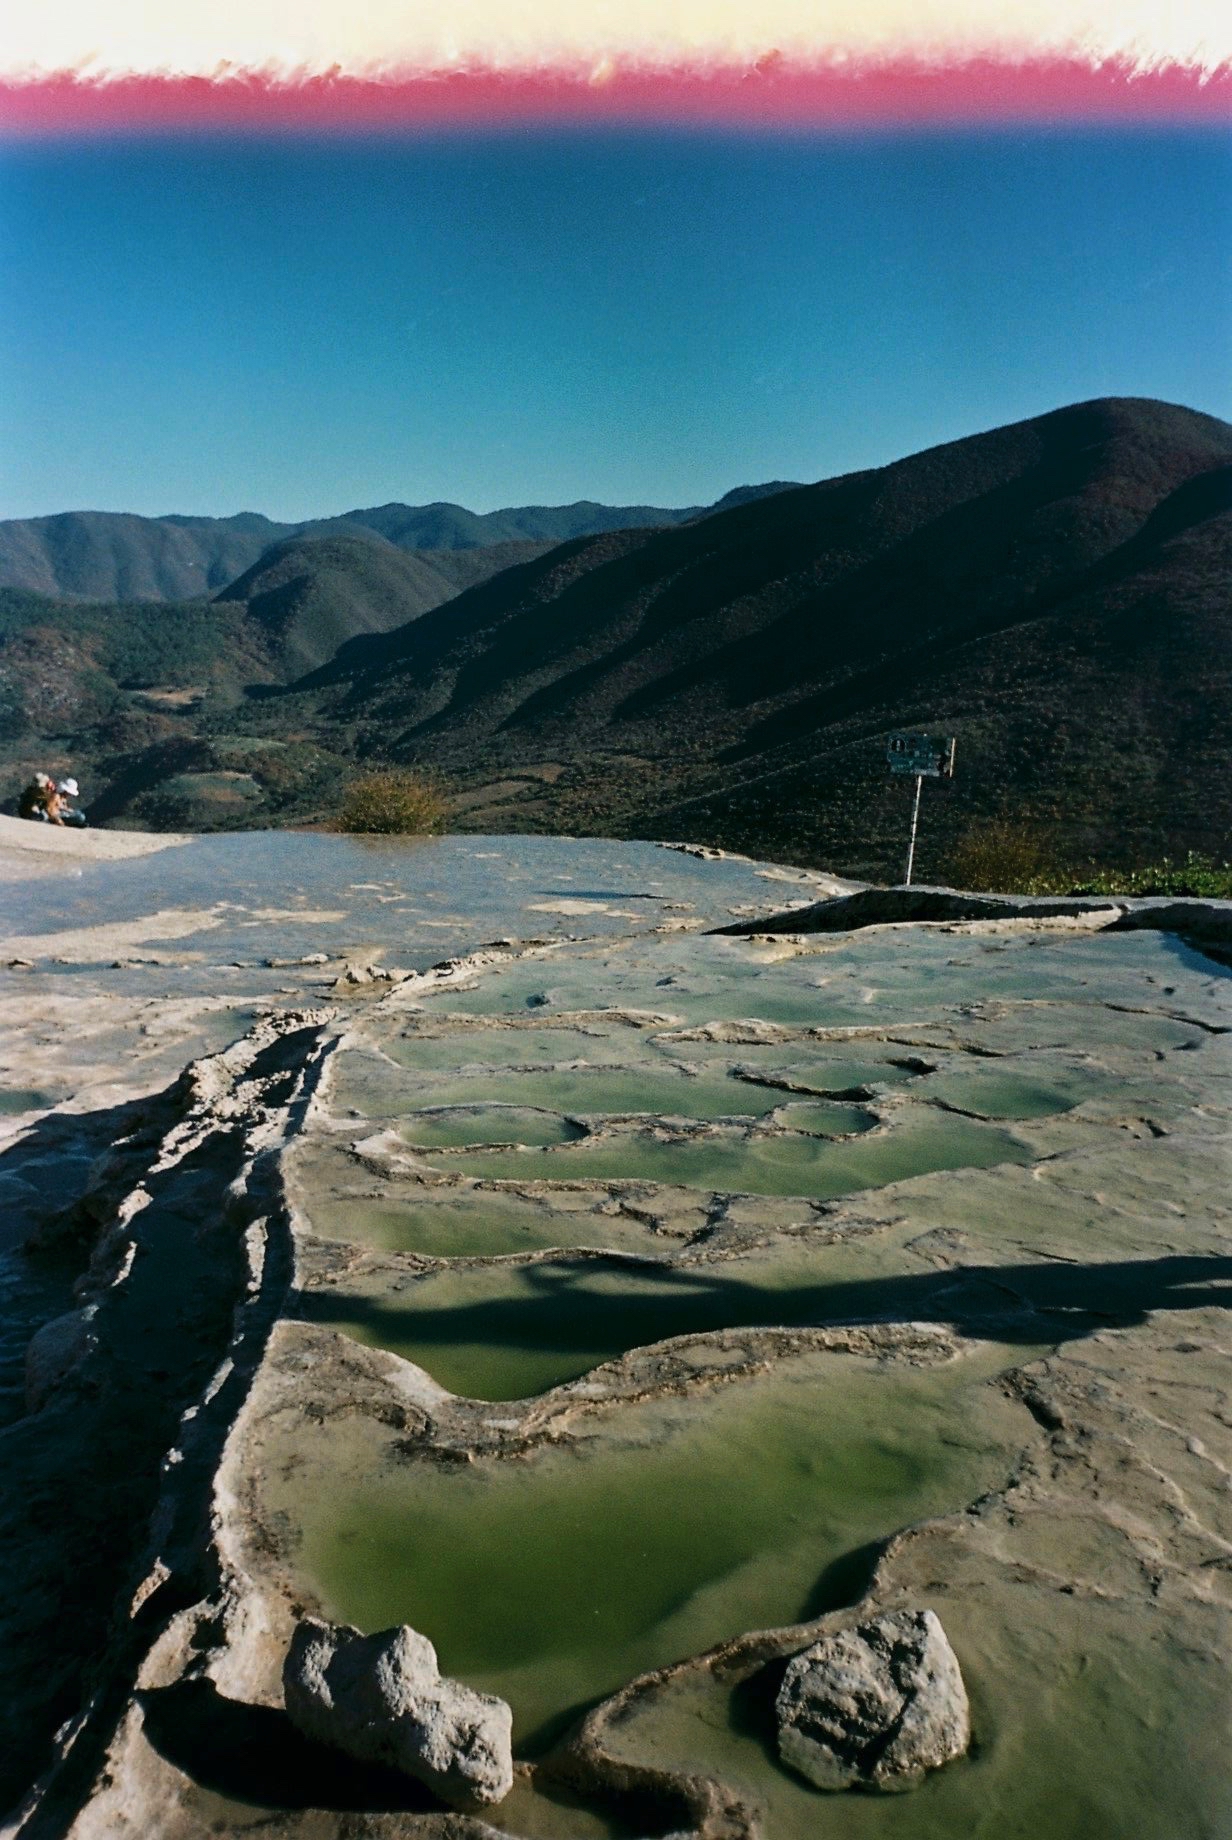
[283,1618,514,1809]
[775,1608,970,1792]
[714,882,1232,959]
[0,811,190,867]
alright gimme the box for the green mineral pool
[397,1107,588,1150]
[923,1066,1113,1119]
[402,1069,817,1123]
[296,1236,1041,1400]
[384,1028,663,1072]
[0,1088,58,1116]
[399,1099,875,1152]
[425,1114,1030,1198]
[300,1189,689,1259]
[598,1583,1230,1840]
[336,1057,840,1125]
[271,1343,1032,1751]
[429,965,875,1028]
[661,1041,931,1085]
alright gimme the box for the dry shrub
[338,769,446,835]
[945,820,1068,895]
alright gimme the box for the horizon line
[4,394,1228,529]
[3,56,1231,138]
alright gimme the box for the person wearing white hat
[56,778,88,828]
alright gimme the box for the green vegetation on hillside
[945,821,1232,899]
[1066,852,1232,900]
[0,588,268,705]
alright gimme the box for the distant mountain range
[2,400,1228,878]
[289,396,1232,871]
[0,484,798,603]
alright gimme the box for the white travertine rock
[776,1608,970,1792]
[283,1618,513,1809]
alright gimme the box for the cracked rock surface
[775,1609,970,1792]
[1,829,1228,1840]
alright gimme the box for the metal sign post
[887,733,956,887]
[904,772,924,885]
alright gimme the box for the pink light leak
[1,57,1230,138]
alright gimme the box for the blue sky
[0,126,1228,519]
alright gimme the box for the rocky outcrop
[24,1306,98,1411]
[775,1608,970,1792]
[282,1618,514,1809]
[715,886,1122,935]
[715,883,1232,950]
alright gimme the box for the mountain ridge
[3,396,1228,878]
[0,482,799,603]
[281,395,1232,873]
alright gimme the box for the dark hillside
[215,531,555,677]
[289,398,1232,875]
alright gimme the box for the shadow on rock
[137,1680,442,1812]
[295,1252,1232,1377]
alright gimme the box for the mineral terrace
[0,818,1228,1840]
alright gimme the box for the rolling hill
[214,530,557,678]
[0,531,560,826]
[282,396,1232,877]
[0,484,798,603]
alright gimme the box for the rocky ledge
[0,838,1227,1840]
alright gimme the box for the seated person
[56,777,87,828]
[17,773,55,822]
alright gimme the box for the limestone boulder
[283,1618,513,1809]
[775,1608,969,1792]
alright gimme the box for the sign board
[887,732,956,779]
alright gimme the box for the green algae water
[397,1096,876,1150]
[299,1234,1048,1399]
[0,1088,59,1117]
[300,1245,848,1398]
[397,1107,586,1150]
[923,1066,1113,1119]
[334,1052,829,1124]
[385,1027,637,1072]
[403,1068,801,1122]
[770,1099,878,1135]
[276,1345,1032,1751]
[602,1586,1231,1840]
[300,1189,681,1259]
[427,1114,1030,1198]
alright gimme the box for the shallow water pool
[602,1583,1230,1840]
[428,1114,1029,1199]
[272,1344,1031,1750]
[296,1231,1049,1400]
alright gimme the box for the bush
[337,769,447,836]
[1066,852,1232,901]
[944,820,1069,895]
[946,824,1232,900]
